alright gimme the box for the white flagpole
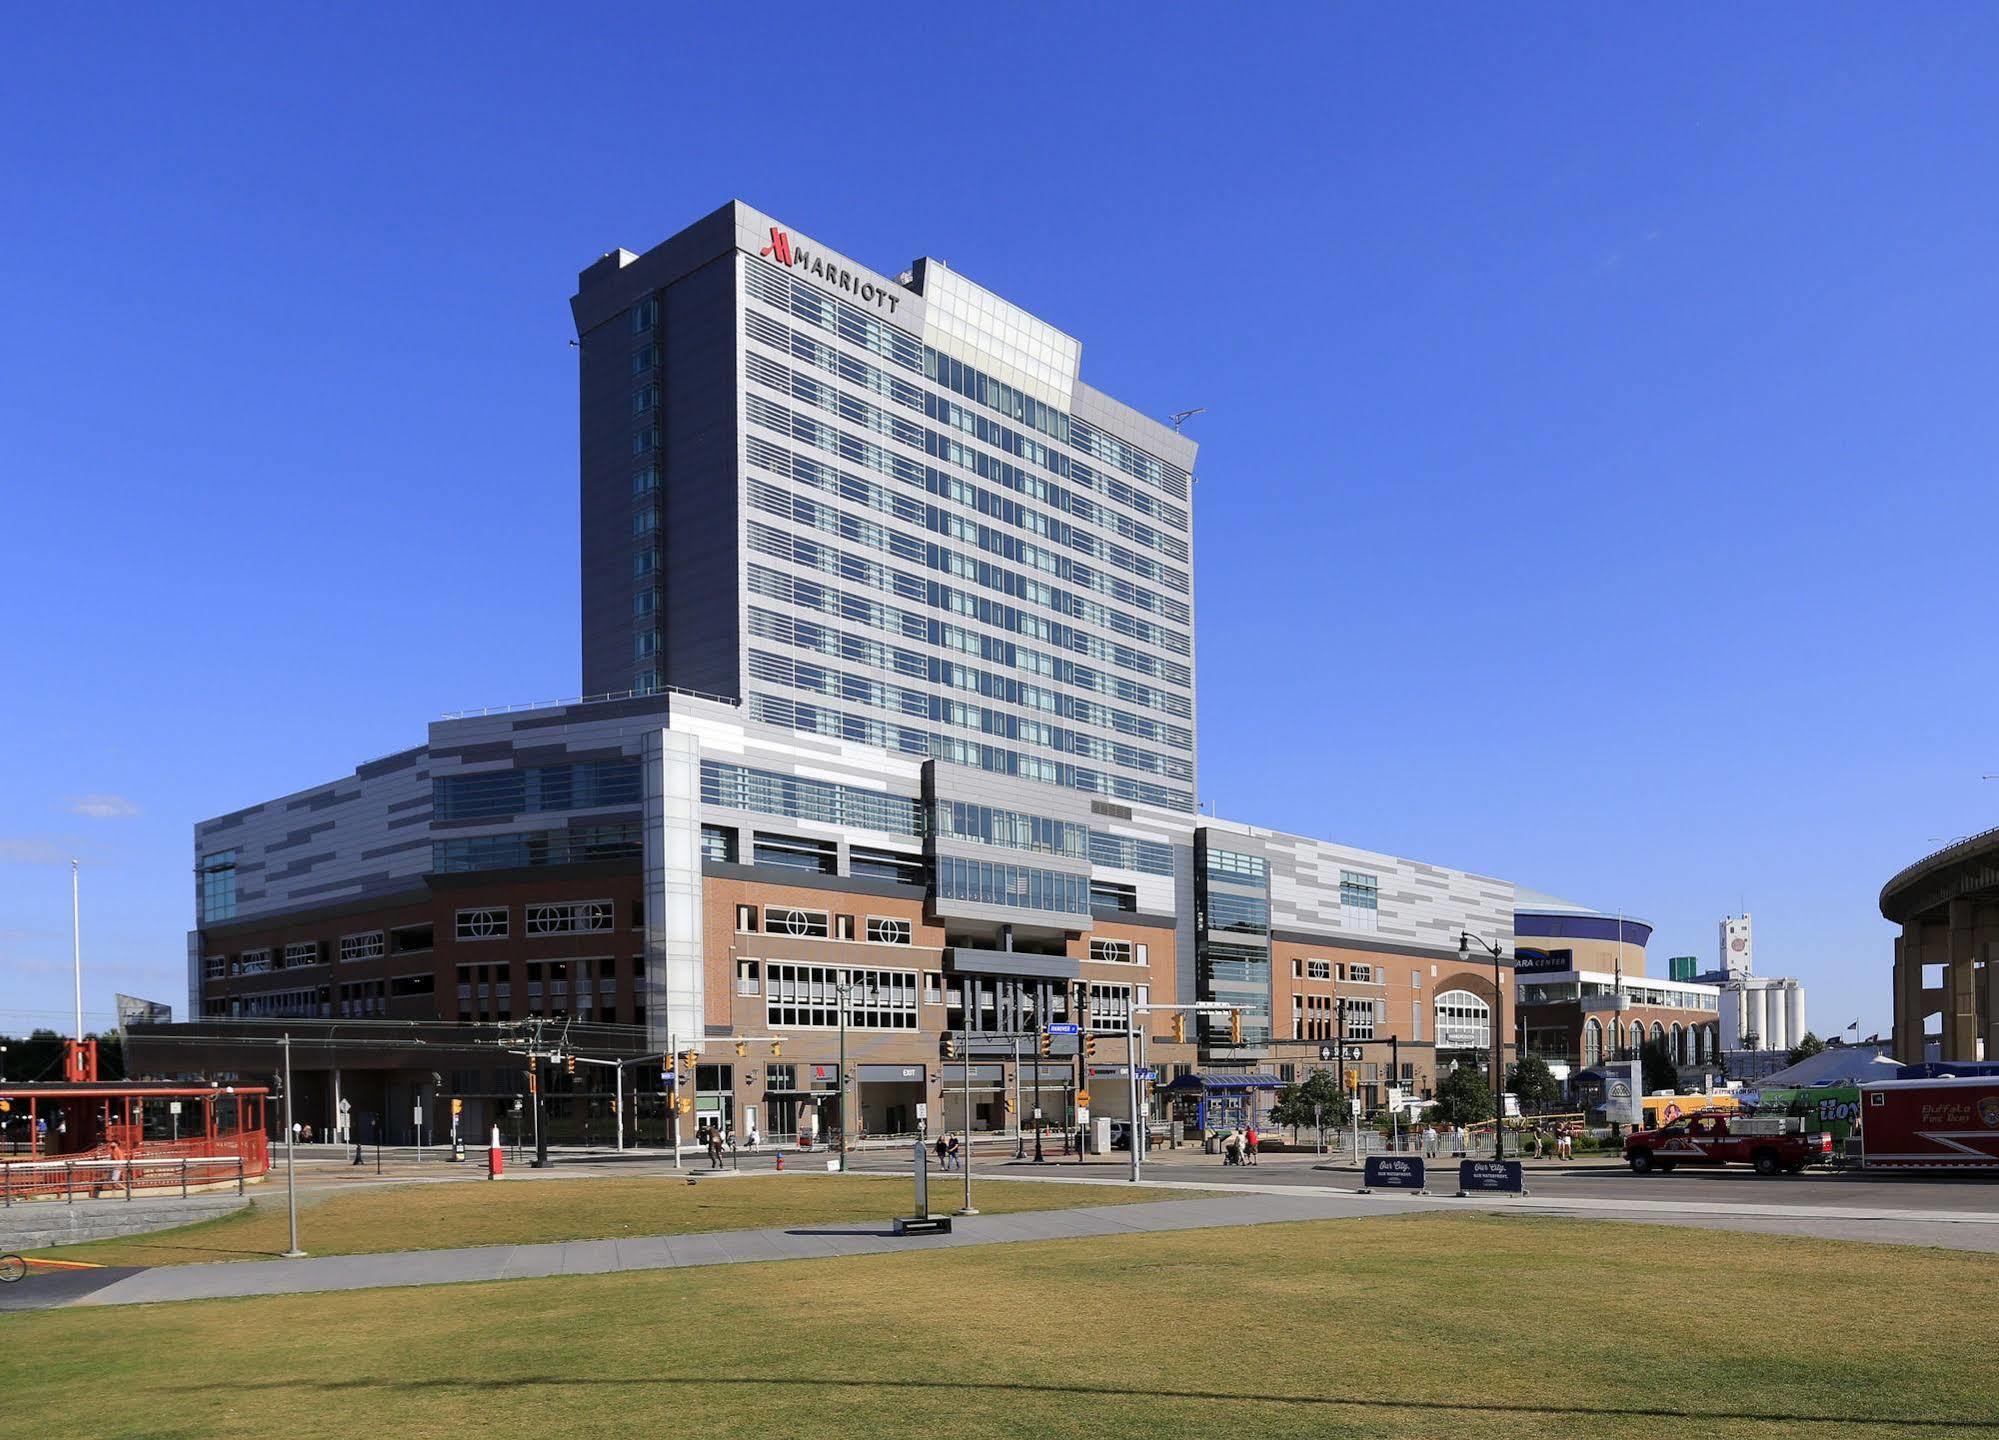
[71,859,83,1042]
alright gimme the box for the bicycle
[0,1253,26,1284]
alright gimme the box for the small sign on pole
[168,1101,182,1116]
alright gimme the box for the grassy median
[6,1213,1995,1439]
[32,1173,1192,1266]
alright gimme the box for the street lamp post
[835,975,878,1174]
[1460,932,1508,1162]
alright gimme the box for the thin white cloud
[67,795,140,820]
[0,838,71,865]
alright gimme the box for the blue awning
[1160,1071,1285,1094]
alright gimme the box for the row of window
[745,257,1189,502]
[748,552,1191,695]
[934,855,1091,916]
[761,963,920,1031]
[734,904,913,946]
[1294,958,1393,985]
[1206,849,1267,884]
[699,759,922,838]
[933,800,1089,859]
[744,362,1191,591]
[744,646,1192,780]
[453,901,619,942]
[433,760,642,823]
[745,602,1193,752]
[747,692,1195,814]
[432,825,643,874]
[741,451,1190,656]
[1204,891,1271,937]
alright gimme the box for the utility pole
[280,1033,304,1257]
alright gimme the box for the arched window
[1630,1022,1645,1056]
[1650,1022,1665,1050]
[1583,1017,1603,1066]
[1670,1023,1684,1064]
[1434,990,1490,1050]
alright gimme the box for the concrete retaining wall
[0,1194,248,1250]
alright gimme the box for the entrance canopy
[1159,1072,1284,1095]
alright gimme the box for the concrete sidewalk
[41,1178,1999,1310]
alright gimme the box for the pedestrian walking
[747,1122,761,1152]
[707,1130,724,1169]
[1557,1123,1573,1160]
[947,1133,962,1170]
[1532,1127,1545,1160]
[1244,1124,1260,1165]
[1222,1127,1241,1166]
[935,1133,949,1170]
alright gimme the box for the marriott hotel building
[144,203,1517,1144]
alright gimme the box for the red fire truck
[1857,1077,1999,1173]
[1623,1111,1834,1175]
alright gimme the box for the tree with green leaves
[1506,1054,1562,1114]
[1268,1068,1351,1137]
[1426,1062,1495,1127]
[1640,1037,1679,1095]
[1786,1031,1826,1067]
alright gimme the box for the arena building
[1882,826,1999,1064]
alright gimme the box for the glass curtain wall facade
[1196,833,1273,1051]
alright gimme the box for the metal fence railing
[0,1155,247,1205]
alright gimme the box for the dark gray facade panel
[355,748,425,780]
[432,741,517,764]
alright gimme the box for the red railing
[0,1154,249,1204]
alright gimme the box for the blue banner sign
[1363,1155,1426,1190]
[1457,1159,1526,1194]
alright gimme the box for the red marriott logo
[758,227,793,266]
[753,224,901,314]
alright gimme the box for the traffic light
[943,1034,957,1060]
[1038,1029,1052,1058]
[565,1055,576,1076]
[770,1039,782,1058]
[1170,1013,1186,1044]
[1084,1034,1097,1058]
[677,1096,693,1116]
[1229,1009,1243,1046]
[682,1049,699,1070]
[735,1039,747,1058]
[1345,1069,1359,1091]
[450,1098,462,1116]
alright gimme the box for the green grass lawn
[6,1213,1993,1439]
[33,1173,1190,1266]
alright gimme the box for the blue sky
[3,6,1995,1041]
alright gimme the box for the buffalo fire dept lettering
[758,227,900,314]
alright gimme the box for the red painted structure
[0,1082,270,1196]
